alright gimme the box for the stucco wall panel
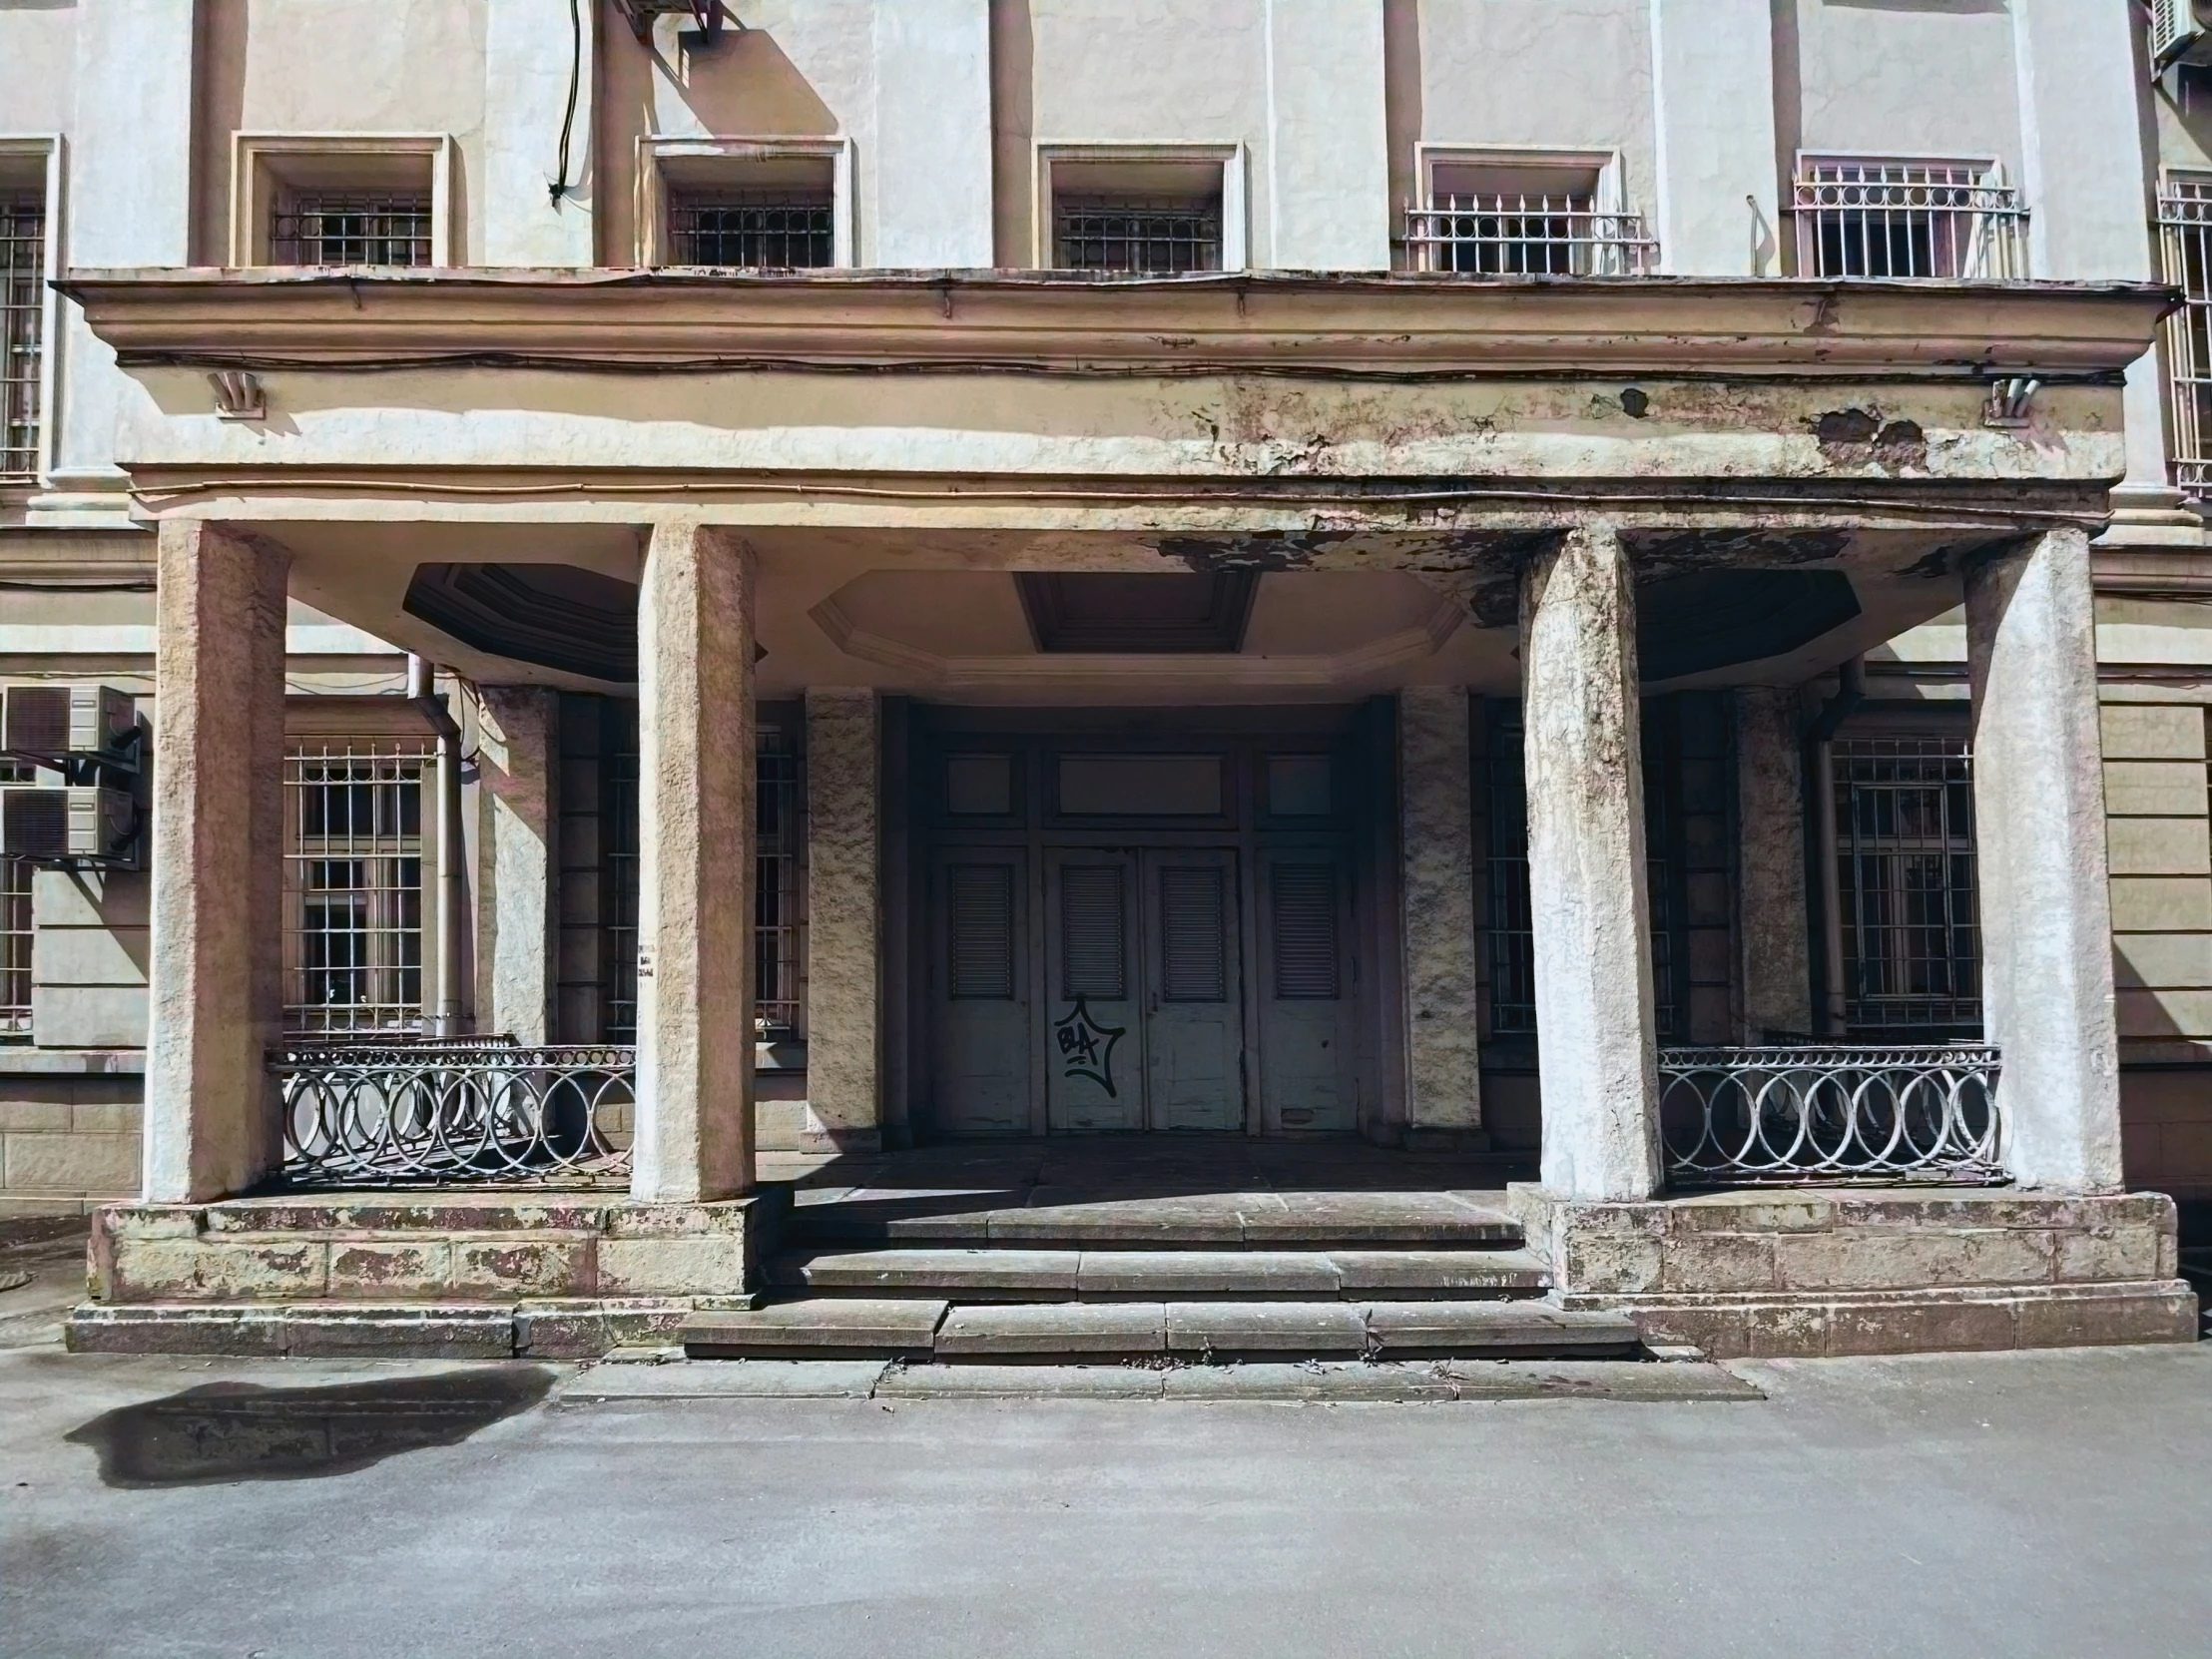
[0,5,78,137]
[1789,0,2022,181]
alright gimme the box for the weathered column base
[65,1191,792,1360]
[1508,1184,2196,1359]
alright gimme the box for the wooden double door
[929,842,1359,1136]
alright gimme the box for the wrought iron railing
[276,1043,635,1187]
[1659,1044,2001,1187]
[1403,197,1658,276]
[2158,180,2212,501]
[1791,163,2026,279]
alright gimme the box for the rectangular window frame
[1033,143,1248,273]
[1405,144,1643,276]
[230,133,456,268]
[1789,150,2025,280]
[0,135,61,489]
[635,136,854,270]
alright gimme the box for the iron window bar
[2158,179,2212,501]
[666,193,835,270]
[269,193,433,268]
[1402,195,1658,276]
[1,194,44,481]
[1791,161,2026,279]
[1832,736,1981,1035]
[1661,1043,2002,1186]
[283,740,432,1036]
[276,1042,634,1187]
[1053,195,1223,274]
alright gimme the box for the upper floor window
[2158,174,2212,501]
[0,191,43,482]
[1404,151,1654,277]
[639,140,850,270]
[1792,157,2025,279]
[1037,147,1245,274]
[232,134,454,268]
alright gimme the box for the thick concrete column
[474,686,558,1045]
[1520,524,1662,1201]
[482,0,597,266]
[805,689,880,1147]
[632,521,756,1203]
[1733,687,1813,1041]
[1397,687,1480,1134]
[143,522,288,1203]
[1966,528,2124,1192]
[869,0,993,266]
[1648,0,1780,276]
[1265,0,1390,271]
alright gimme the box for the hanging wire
[549,0,582,205]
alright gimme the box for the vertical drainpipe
[407,655,467,1039]
[1808,657,1866,1037]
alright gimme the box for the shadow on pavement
[66,1367,553,1488]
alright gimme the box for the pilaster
[1264,0,1390,272]
[632,520,756,1203]
[1397,687,1480,1134]
[868,0,993,267]
[1966,527,2125,1192]
[1519,524,1662,1201]
[805,688,881,1147]
[143,521,288,1204]
[1732,687,1813,1041]
[474,685,559,1045]
[1648,0,1780,276]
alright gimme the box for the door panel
[1044,850,1143,1130]
[1143,851,1245,1132]
[1257,851,1357,1133]
[929,851,1032,1136]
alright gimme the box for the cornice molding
[52,269,2177,381]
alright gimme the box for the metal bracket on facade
[209,369,266,422]
[1981,376,2039,430]
[610,1,734,44]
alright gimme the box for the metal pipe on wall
[1808,658,1866,1038]
[407,654,467,1039]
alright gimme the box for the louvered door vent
[1060,864,1126,999]
[1159,865,1226,1002]
[947,863,1015,1000]
[1271,863,1339,1000]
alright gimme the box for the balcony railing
[276,1042,635,1188]
[1402,197,1658,276]
[2158,181,2212,501]
[1792,163,2026,279]
[1660,1044,2002,1188]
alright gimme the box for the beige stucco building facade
[1,1,2206,1361]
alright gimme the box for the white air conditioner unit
[2152,0,2212,70]
[0,787,141,866]
[1,684,138,765]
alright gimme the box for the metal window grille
[1403,195,1657,276]
[600,717,804,1043]
[2159,178,2212,501]
[1792,161,2025,278]
[0,852,30,1038]
[1484,704,1681,1037]
[1833,736,1980,1034]
[1053,195,1222,274]
[2,193,44,481]
[269,193,432,267]
[667,193,835,269]
[283,741,431,1034]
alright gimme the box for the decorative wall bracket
[209,368,266,422]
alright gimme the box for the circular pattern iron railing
[1659,1044,2001,1187]
[276,1043,636,1187]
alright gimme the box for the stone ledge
[66,1296,700,1360]
[1563,1280,2199,1360]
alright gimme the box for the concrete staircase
[677,1189,1645,1364]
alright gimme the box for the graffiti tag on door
[1054,996,1125,1097]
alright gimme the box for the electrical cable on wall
[549,0,583,205]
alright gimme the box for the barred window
[1483,702,1683,1039]
[1404,194,1656,277]
[1833,736,1980,1033]
[1792,159,2025,279]
[1053,195,1222,274]
[668,193,834,269]
[598,714,805,1045]
[2159,176,2212,501]
[269,193,432,268]
[283,740,430,1033]
[2,192,44,481]
[0,855,29,1039]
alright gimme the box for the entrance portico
[57,269,2197,1356]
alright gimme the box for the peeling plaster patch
[1896,537,2012,581]
[1620,388,1651,418]
[1156,531,1358,572]
[1812,409,1930,471]
[1630,529,1852,570]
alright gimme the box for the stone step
[678,1298,1641,1363]
[768,1246,1550,1301]
[788,1193,1522,1251]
